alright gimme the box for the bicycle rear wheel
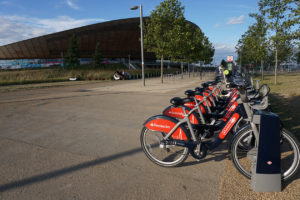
[231,126,300,181]
[140,127,189,167]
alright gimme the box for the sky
[0,0,260,64]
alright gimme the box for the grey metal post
[61,52,64,69]
[128,54,131,69]
[240,50,242,69]
[131,5,145,86]
[140,4,145,86]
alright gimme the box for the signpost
[227,55,233,62]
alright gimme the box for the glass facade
[0,58,94,69]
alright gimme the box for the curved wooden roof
[0,17,199,60]
[0,17,156,60]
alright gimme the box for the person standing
[219,64,223,75]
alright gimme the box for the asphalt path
[0,74,227,200]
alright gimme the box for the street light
[240,50,242,70]
[131,4,145,86]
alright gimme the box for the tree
[236,11,270,81]
[259,0,299,84]
[201,36,215,64]
[64,33,79,68]
[277,32,294,63]
[144,0,185,83]
[168,22,200,78]
[168,22,214,78]
[197,35,214,79]
[221,59,227,68]
[166,16,190,79]
[93,42,103,68]
[249,13,268,80]
[297,50,300,64]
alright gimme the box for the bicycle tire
[140,127,189,167]
[231,126,300,181]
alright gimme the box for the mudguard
[229,89,237,99]
[184,101,206,114]
[203,92,214,103]
[222,101,238,121]
[162,105,201,125]
[195,95,212,107]
[208,86,216,97]
[218,113,240,140]
[143,115,190,141]
[184,101,196,109]
[226,94,238,110]
[200,104,207,114]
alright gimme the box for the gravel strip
[219,158,300,199]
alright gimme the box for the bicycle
[140,83,300,181]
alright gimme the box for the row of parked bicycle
[140,72,300,181]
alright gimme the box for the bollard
[251,112,281,192]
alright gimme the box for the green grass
[254,72,300,140]
[0,64,180,86]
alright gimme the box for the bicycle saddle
[202,83,209,88]
[184,90,195,97]
[195,87,204,92]
[170,97,193,107]
[205,81,216,86]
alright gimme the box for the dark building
[0,17,200,64]
[0,17,156,61]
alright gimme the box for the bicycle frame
[161,96,256,152]
[163,105,200,142]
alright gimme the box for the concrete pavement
[0,74,227,200]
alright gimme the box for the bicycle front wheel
[231,127,300,181]
[140,127,189,167]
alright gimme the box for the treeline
[144,0,214,83]
[63,0,215,83]
[236,0,299,84]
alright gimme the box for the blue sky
[0,0,259,64]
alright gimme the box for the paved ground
[0,74,229,200]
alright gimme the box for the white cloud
[226,15,245,25]
[215,23,220,27]
[233,4,254,10]
[66,0,80,10]
[214,43,235,52]
[35,16,105,32]
[213,43,237,64]
[0,15,106,45]
[0,1,25,9]
[0,17,46,45]
[0,1,10,5]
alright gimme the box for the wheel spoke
[141,127,189,167]
[231,127,300,181]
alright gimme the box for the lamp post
[240,51,242,69]
[131,5,145,86]
[128,54,131,69]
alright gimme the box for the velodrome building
[0,17,198,69]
